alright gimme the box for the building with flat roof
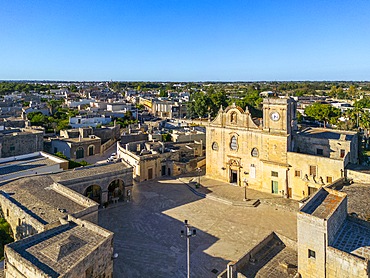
[0,127,44,158]
[0,161,133,277]
[5,216,113,278]
[0,151,68,183]
[0,175,99,240]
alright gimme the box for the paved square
[98,177,297,277]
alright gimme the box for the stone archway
[84,185,102,204]
[108,179,124,202]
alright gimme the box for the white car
[107,153,117,162]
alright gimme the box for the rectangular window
[340,149,345,158]
[271,171,278,177]
[250,164,256,179]
[308,249,316,259]
[294,170,301,178]
[309,166,317,176]
[326,176,333,183]
[316,148,323,155]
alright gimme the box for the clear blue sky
[1,0,370,81]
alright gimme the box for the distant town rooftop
[297,127,356,141]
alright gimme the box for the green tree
[304,103,341,128]
[162,133,172,142]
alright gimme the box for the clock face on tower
[270,112,280,121]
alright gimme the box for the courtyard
[98,176,297,277]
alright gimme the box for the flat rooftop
[331,182,370,221]
[8,220,111,277]
[332,218,370,260]
[1,176,86,225]
[297,127,355,141]
[58,137,100,143]
[53,162,131,183]
[0,155,58,176]
[300,188,346,219]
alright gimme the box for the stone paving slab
[179,174,299,212]
[98,177,297,277]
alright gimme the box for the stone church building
[206,97,358,200]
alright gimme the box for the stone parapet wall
[326,246,369,278]
[51,182,98,208]
[346,169,370,183]
[0,191,45,240]
[5,247,49,278]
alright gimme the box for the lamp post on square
[181,220,196,278]
[243,178,249,201]
[196,167,201,187]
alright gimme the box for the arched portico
[108,179,124,202]
[56,163,134,205]
[84,185,102,203]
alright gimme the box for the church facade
[206,98,358,200]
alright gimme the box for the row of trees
[186,87,263,118]
[303,98,370,130]
[0,82,58,95]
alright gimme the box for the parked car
[107,153,117,162]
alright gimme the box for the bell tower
[262,97,296,135]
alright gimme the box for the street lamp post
[243,178,248,201]
[196,167,201,186]
[181,220,196,278]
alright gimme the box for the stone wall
[346,169,370,183]
[297,212,326,278]
[121,133,148,145]
[5,217,114,278]
[294,132,358,165]
[0,130,43,158]
[287,152,344,199]
[5,246,49,278]
[69,138,101,159]
[100,138,116,154]
[326,195,347,245]
[326,246,369,278]
[51,183,99,224]
[0,191,45,240]
[59,165,133,203]
[94,124,120,143]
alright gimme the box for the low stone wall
[5,246,48,278]
[101,139,116,154]
[222,233,275,278]
[219,232,298,278]
[0,191,45,240]
[346,169,370,183]
[326,246,369,277]
[197,157,206,168]
[325,177,346,189]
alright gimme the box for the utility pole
[181,220,196,278]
